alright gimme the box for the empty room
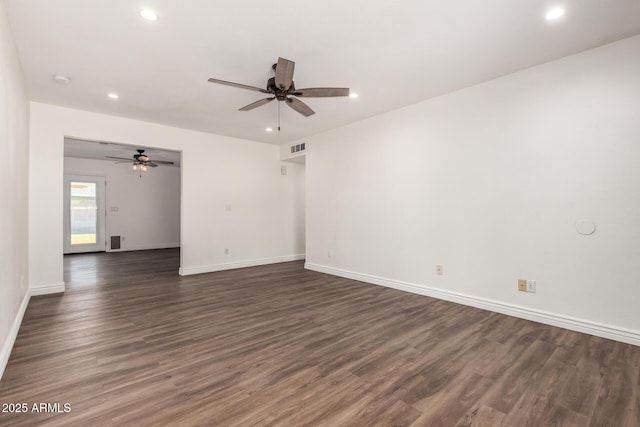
[1,1,639,426]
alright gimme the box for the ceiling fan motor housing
[134,152,149,162]
[267,77,295,100]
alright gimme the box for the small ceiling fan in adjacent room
[208,57,351,130]
[106,149,174,177]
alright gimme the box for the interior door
[63,175,106,254]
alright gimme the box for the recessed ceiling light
[52,74,71,84]
[545,8,565,21]
[265,127,273,132]
[139,9,159,21]
[107,93,119,99]
[349,93,359,99]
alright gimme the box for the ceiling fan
[106,149,174,176]
[208,57,350,129]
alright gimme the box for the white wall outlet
[436,265,443,275]
[224,248,229,255]
[526,280,536,293]
[225,204,232,212]
[328,250,332,259]
[281,165,287,175]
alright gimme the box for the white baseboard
[305,263,640,347]
[180,254,306,276]
[108,243,180,252]
[0,290,31,381]
[31,282,65,296]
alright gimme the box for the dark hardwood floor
[1,249,638,426]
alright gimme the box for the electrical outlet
[224,248,229,255]
[328,251,332,259]
[526,280,536,293]
[436,265,443,275]
[518,279,527,292]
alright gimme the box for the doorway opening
[63,137,182,282]
[63,175,106,254]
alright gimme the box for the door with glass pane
[63,175,106,254]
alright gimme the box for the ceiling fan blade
[286,97,315,117]
[105,156,134,161]
[150,160,174,165]
[275,57,295,90]
[293,88,350,97]
[208,78,269,93]
[147,162,159,168]
[239,97,276,111]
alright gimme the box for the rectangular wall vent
[290,142,306,153]
[110,236,121,250]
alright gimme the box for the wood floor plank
[0,248,638,426]
[501,389,590,427]
[557,356,604,416]
[454,405,506,427]
[589,362,640,427]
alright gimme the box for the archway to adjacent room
[62,136,182,288]
[282,152,306,261]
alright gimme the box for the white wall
[304,35,640,345]
[64,157,180,251]
[29,103,305,291]
[0,2,30,378]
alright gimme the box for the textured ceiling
[6,0,640,144]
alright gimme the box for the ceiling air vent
[290,142,306,154]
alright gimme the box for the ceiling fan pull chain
[278,100,281,132]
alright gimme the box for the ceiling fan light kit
[208,57,350,130]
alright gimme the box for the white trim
[281,152,306,162]
[107,242,180,252]
[31,282,66,296]
[180,254,306,276]
[0,290,31,381]
[305,263,640,347]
